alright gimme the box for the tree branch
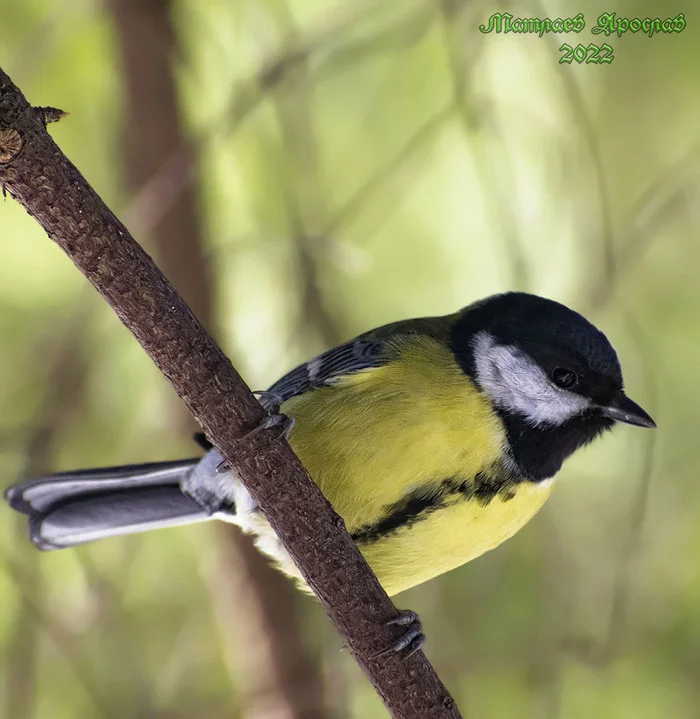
[0,68,461,718]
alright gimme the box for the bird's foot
[245,411,296,441]
[247,391,295,441]
[215,392,294,475]
[372,610,425,660]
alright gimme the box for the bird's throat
[499,410,615,481]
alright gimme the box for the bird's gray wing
[261,315,452,406]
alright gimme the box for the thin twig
[438,0,530,290]
[601,311,658,661]
[0,555,114,718]
[123,0,374,235]
[325,103,454,237]
[585,144,700,311]
[530,0,616,286]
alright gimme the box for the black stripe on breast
[351,467,518,545]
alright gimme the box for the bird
[5,292,655,653]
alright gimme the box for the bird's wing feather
[263,315,452,405]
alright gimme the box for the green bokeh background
[1,1,698,717]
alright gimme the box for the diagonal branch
[0,67,461,719]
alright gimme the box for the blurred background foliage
[0,0,698,717]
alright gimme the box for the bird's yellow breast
[279,336,553,596]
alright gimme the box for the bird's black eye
[551,368,578,390]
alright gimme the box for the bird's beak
[601,392,656,429]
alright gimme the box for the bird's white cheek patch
[472,332,590,427]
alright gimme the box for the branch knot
[0,127,22,163]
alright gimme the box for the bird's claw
[247,391,295,441]
[215,394,295,475]
[371,610,425,660]
[245,411,296,442]
[214,392,294,475]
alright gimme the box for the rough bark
[0,67,462,719]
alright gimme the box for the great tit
[5,292,655,599]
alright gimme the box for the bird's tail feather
[4,459,208,550]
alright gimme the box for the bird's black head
[451,292,655,481]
